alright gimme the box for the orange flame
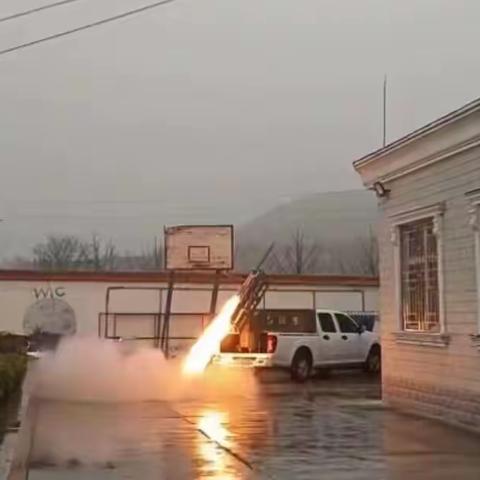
[182,295,240,375]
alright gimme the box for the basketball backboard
[164,225,234,271]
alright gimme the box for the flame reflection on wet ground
[26,374,480,480]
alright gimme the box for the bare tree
[152,236,163,269]
[140,236,164,270]
[327,242,354,275]
[119,237,163,271]
[329,229,379,276]
[89,233,117,271]
[265,250,288,274]
[33,235,90,270]
[32,233,118,271]
[268,228,321,274]
[355,227,379,276]
[103,241,117,271]
[1,255,34,269]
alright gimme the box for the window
[335,313,358,333]
[390,203,446,341]
[467,189,480,337]
[399,218,439,332]
[318,313,336,333]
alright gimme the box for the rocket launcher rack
[229,270,268,333]
[229,242,274,333]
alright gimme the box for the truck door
[333,313,362,363]
[316,313,339,365]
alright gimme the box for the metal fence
[97,284,378,357]
[98,311,210,357]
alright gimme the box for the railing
[97,311,210,357]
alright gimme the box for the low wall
[0,271,379,339]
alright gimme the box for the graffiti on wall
[23,286,76,336]
[33,286,66,300]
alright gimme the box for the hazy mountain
[238,189,377,244]
[235,189,378,272]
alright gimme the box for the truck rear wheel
[290,348,312,383]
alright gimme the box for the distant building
[354,98,480,432]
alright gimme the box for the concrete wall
[379,146,480,431]
[0,275,378,345]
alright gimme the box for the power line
[0,0,177,57]
[12,199,184,205]
[0,0,85,24]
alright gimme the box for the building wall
[379,146,480,431]
[0,275,378,351]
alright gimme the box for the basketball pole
[162,270,174,357]
[209,270,220,319]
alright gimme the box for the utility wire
[0,0,177,57]
[0,0,86,24]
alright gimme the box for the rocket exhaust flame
[182,264,270,376]
[182,295,240,375]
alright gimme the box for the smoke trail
[30,335,257,403]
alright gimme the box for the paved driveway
[27,372,480,480]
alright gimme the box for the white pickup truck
[212,309,381,382]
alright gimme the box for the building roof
[0,269,379,287]
[354,96,480,170]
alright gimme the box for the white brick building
[354,98,480,431]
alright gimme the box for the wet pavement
[26,372,480,480]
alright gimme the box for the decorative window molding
[389,202,446,337]
[393,331,450,348]
[466,189,480,340]
[468,205,479,231]
[389,226,399,246]
[389,202,446,226]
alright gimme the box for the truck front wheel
[290,348,312,383]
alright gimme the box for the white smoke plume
[29,336,257,403]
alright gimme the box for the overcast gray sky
[1,0,479,258]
